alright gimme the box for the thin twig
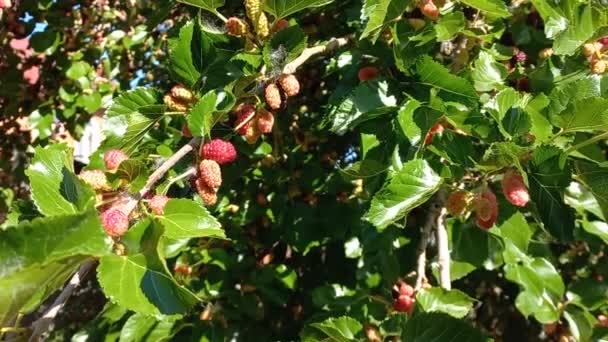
[282,36,350,75]
[139,138,200,197]
[28,260,96,342]
[233,110,257,133]
[157,166,198,195]
[435,203,451,290]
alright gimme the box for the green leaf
[401,312,487,341]
[575,161,608,222]
[553,4,595,56]
[492,212,533,252]
[435,11,466,41]
[119,313,175,342]
[66,61,92,80]
[76,93,102,113]
[431,131,476,167]
[339,159,387,180]
[397,102,442,148]
[97,220,199,316]
[581,221,608,245]
[504,258,564,323]
[563,305,594,342]
[396,99,423,145]
[568,278,608,311]
[0,211,111,276]
[416,288,475,318]
[187,89,235,137]
[264,0,335,19]
[0,257,84,326]
[524,94,553,144]
[481,142,529,184]
[103,88,164,154]
[310,316,363,342]
[547,77,602,116]
[452,221,503,268]
[565,182,605,220]
[25,144,94,216]
[529,0,568,38]
[168,21,202,87]
[393,22,435,73]
[30,29,62,55]
[379,313,408,338]
[415,56,477,107]
[176,0,224,12]
[157,199,224,240]
[263,25,307,69]
[365,159,442,230]
[361,0,409,42]
[328,81,397,135]
[485,87,520,123]
[457,0,511,18]
[113,159,148,192]
[471,50,507,92]
[0,209,112,324]
[551,97,608,133]
[529,147,574,242]
[107,87,160,118]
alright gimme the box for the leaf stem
[565,131,608,154]
[158,166,198,195]
[213,10,228,23]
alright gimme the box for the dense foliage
[1,0,608,341]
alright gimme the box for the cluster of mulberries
[445,170,529,230]
[164,85,196,112]
[392,281,416,314]
[264,74,300,110]
[79,149,130,237]
[582,37,608,74]
[234,103,275,144]
[245,0,269,39]
[80,149,174,237]
[445,188,498,230]
[194,139,237,206]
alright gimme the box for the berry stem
[159,166,198,195]
[282,36,351,74]
[212,10,228,23]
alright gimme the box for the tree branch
[28,260,96,342]
[282,36,350,75]
[415,203,438,291]
[139,137,200,197]
[435,204,451,290]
